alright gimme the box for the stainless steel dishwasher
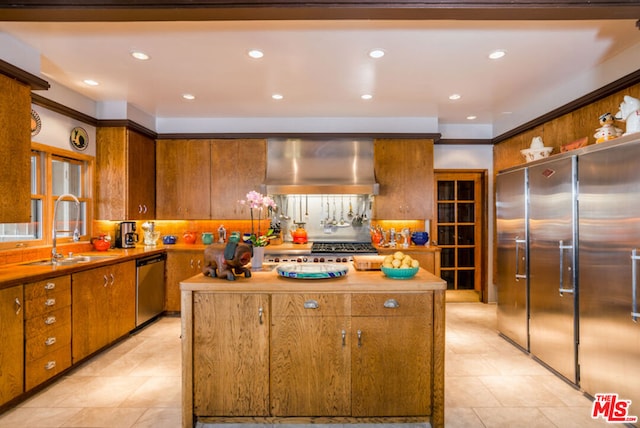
[136,253,166,327]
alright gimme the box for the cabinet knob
[303,300,319,309]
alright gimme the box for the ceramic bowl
[162,235,177,245]
[411,231,429,246]
[381,265,419,279]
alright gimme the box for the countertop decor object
[238,190,277,247]
[411,231,429,246]
[276,262,348,279]
[521,136,553,162]
[381,265,419,279]
[162,235,177,245]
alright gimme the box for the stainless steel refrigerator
[496,168,529,351]
[528,156,578,384]
[578,140,640,418]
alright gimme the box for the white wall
[434,144,496,302]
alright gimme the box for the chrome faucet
[52,193,81,263]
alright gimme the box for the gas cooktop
[311,242,377,254]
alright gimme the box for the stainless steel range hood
[263,138,379,195]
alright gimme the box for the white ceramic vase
[252,246,265,269]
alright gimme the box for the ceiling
[1,17,639,138]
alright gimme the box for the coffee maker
[115,221,138,248]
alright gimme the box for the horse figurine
[616,95,640,136]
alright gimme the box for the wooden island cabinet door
[192,293,270,416]
[351,293,433,417]
[270,293,351,416]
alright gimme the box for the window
[0,146,93,247]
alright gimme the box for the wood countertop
[180,264,446,293]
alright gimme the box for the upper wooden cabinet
[156,138,266,220]
[156,139,211,220]
[0,75,31,223]
[373,139,434,221]
[96,127,156,220]
[210,139,266,219]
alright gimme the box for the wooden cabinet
[156,139,211,219]
[24,276,72,390]
[96,127,156,220]
[270,293,351,416]
[210,139,266,218]
[72,261,136,362]
[351,293,432,416]
[192,293,270,416]
[0,285,24,407]
[0,75,31,223]
[165,250,204,312]
[373,138,434,220]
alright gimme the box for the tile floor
[0,303,610,428]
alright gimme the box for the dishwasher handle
[136,253,166,267]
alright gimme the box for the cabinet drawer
[272,293,349,317]
[25,306,71,337]
[25,289,71,318]
[25,276,71,300]
[25,346,71,391]
[25,322,71,363]
[352,293,432,317]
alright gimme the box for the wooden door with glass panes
[433,171,485,296]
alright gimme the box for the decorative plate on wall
[70,127,89,151]
[30,109,41,137]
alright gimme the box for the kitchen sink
[21,254,117,266]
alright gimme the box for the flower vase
[252,246,265,269]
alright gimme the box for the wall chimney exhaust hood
[263,138,379,195]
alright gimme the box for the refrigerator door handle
[515,237,527,281]
[559,240,575,295]
[631,249,640,322]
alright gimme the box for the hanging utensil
[339,196,346,225]
[348,197,354,218]
[332,197,338,225]
[305,195,309,221]
[299,195,303,223]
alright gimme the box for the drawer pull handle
[44,282,56,290]
[45,337,57,346]
[304,300,319,309]
[14,297,21,315]
[342,329,346,347]
[103,275,108,287]
[44,298,56,307]
[44,316,57,325]
[110,273,115,286]
[45,361,56,370]
[357,329,363,347]
[384,298,400,309]
[258,307,264,325]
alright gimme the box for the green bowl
[381,265,419,279]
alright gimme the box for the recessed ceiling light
[248,49,264,59]
[467,115,477,120]
[83,79,99,86]
[369,49,385,59]
[182,93,195,100]
[131,51,150,61]
[272,94,283,100]
[361,94,373,100]
[489,50,506,60]
[449,94,461,100]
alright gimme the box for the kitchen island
[180,265,446,428]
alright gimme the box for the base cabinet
[165,251,204,312]
[192,293,270,416]
[24,276,72,390]
[0,285,23,407]
[72,261,136,362]
[186,289,438,424]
